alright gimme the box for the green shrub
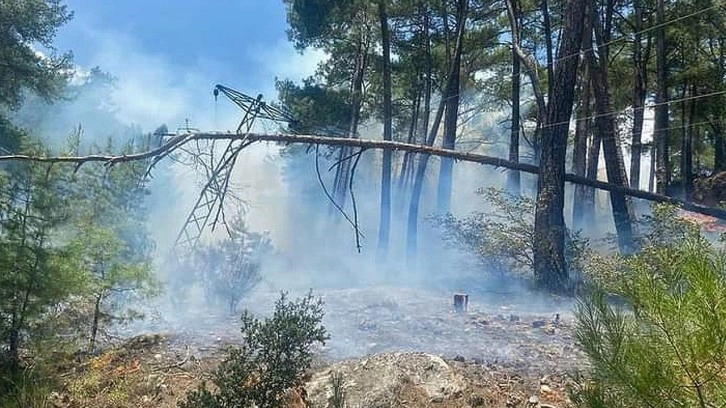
[180,291,328,408]
[434,187,589,280]
[571,219,726,407]
[187,214,272,314]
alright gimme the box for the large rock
[306,352,466,407]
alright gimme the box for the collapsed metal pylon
[172,84,294,256]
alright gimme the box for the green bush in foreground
[572,226,726,407]
[180,291,328,408]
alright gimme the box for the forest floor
[47,287,586,408]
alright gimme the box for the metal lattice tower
[172,84,294,256]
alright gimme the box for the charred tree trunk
[508,0,522,193]
[378,0,393,256]
[654,0,670,194]
[533,0,586,291]
[437,0,468,214]
[572,65,590,229]
[629,0,647,189]
[587,1,636,253]
[588,56,635,252]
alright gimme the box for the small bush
[434,187,589,279]
[194,214,272,314]
[328,371,347,408]
[180,291,329,408]
[571,213,726,407]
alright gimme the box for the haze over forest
[1,0,726,407]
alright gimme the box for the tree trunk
[654,0,669,194]
[588,55,635,252]
[508,0,522,194]
[587,1,636,253]
[334,24,369,211]
[533,0,586,291]
[398,88,420,190]
[715,123,726,172]
[407,1,465,258]
[629,0,647,189]
[505,0,546,164]
[572,64,590,229]
[12,132,726,220]
[648,141,658,192]
[682,84,696,200]
[437,0,468,214]
[378,0,393,256]
[8,311,20,365]
[541,0,554,99]
[90,294,102,350]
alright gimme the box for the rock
[453,355,465,362]
[430,394,445,403]
[540,384,553,394]
[528,395,539,405]
[509,314,520,322]
[532,319,547,328]
[305,352,466,408]
[544,325,556,335]
[48,391,73,408]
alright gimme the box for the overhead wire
[550,3,725,66]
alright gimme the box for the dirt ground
[47,287,585,408]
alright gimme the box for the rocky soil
[50,286,586,407]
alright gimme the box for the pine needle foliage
[572,206,726,407]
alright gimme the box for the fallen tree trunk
[2,131,726,220]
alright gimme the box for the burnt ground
[49,286,587,407]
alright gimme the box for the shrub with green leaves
[434,187,589,281]
[180,291,329,408]
[572,208,726,407]
[193,214,272,314]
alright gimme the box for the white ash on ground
[134,286,586,376]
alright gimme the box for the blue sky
[53,0,325,131]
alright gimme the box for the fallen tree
[2,131,726,221]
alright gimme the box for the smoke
[10,19,607,361]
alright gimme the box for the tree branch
[2,132,726,221]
